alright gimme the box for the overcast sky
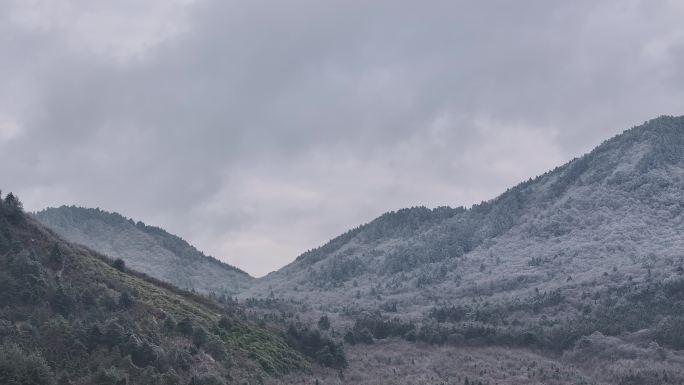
[1,0,683,276]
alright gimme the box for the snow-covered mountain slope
[246,115,684,312]
[32,116,684,384]
[239,115,684,384]
[34,206,253,296]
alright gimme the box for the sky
[1,0,684,277]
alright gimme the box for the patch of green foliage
[0,191,309,384]
[223,324,308,374]
[348,276,684,354]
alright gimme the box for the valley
[9,115,684,384]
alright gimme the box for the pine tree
[48,244,64,270]
[118,292,134,309]
[3,193,23,221]
[112,258,125,271]
[318,315,331,330]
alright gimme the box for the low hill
[34,206,252,296]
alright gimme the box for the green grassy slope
[34,206,253,296]
[0,193,307,385]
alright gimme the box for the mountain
[28,116,684,384]
[250,116,684,303]
[243,115,684,384]
[0,193,322,385]
[34,206,252,296]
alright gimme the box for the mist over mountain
[34,207,253,296]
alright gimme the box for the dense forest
[242,116,684,384]
[0,192,345,385]
[14,116,684,385]
[34,206,253,296]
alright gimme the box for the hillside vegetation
[243,116,684,384]
[34,207,253,296]
[0,193,310,385]
[30,116,684,384]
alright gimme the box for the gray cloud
[1,0,683,276]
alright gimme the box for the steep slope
[35,206,252,296]
[242,116,684,384]
[248,115,684,305]
[23,115,684,384]
[0,193,310,385]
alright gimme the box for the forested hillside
[0,192,322,385]
[243,116,684,384]
[250,116,684,302]
[34,207,253,296]
[26,116,684,384]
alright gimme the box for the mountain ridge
[39,205,249,275]
[34,206,253,296]
[245,115,684,304]
[239,115,684,384]
[0,191,317,385]
[275,115,684,276]
[36,115,684,296]
[243,115,684,384]
[26,115,684,384]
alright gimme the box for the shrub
[163,314,177,333]
[2,193,23,222]
[48,244,64,269]
[351,314,415,341]
[118,292,134,309]
[93,367,125,385]
[112,258,126,271]
[168,347,192,371]
[177,317,193,336]
[127,338,158,368]
[192,326,208,348]
[218,316,232,330]
[343,331,356,345]
[189,374,226,385]
[204,335,230,364]
[285,323,347,368]
[355,328,374,344]
[317,315,331,330]
[0,272,18,306]
[51,284,76,315]
[99,292,118,311]
[9,252,48,304]
[655,316,684,349]
[0,343,55,385]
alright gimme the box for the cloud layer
[2,0,684,276]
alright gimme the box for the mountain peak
[246,115,684,302]
[613,114,684,152]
